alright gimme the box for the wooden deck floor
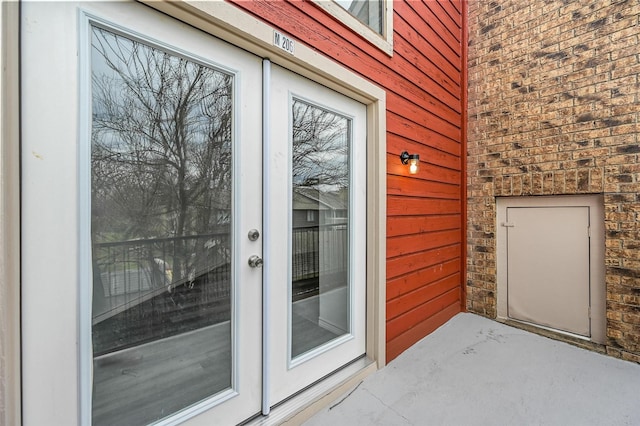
[93,322,231,426]
[92,295,341,425]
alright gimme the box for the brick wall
[467,0,640,362]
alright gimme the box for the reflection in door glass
[90,26,233,425]
[291,99,350,359]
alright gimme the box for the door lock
[248,255,263,268]
[248,229,260,241]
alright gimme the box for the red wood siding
[229,0,466,362]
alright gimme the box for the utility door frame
[496,195,606,344]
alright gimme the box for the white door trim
[262,58,273,416]
[0,2,21,425]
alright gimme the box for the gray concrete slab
[304,313,640,426]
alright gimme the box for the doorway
[21,2,366,425]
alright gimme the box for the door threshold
[505,317,590,341]
[498,317,607,355]
[244,357,377,426]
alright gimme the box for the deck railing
[92,224,347,354]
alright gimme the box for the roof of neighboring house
[293,187,348,211]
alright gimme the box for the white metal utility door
[506,206,591,336]
[21,2,262,425]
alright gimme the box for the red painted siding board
[415,146,462,172]
[387,158,461,186]
[387,92,461,141]
[387,196,461,217]
[387,141,460,173]
[387,215,461,237]
[395,4,461,74]
[387,229,461,258]
[384,78,461,130]
[387,273,461,320]
[386,116,460,156]
[386,303,461,361]
[386,287,460,342]
[387,261,461,301]
[387,174,459,199]
[406,0,461,47]
[434,0,463,32]
[393,34,460,103]
[393,17,461,91]
[387,244,461,279]
[391,37,460,109]
[384,92,461,145]
[449,0,463,16]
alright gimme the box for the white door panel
[21,2,82,424]
[22,2,262,425]
[267,64,367,405]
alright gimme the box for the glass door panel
[291,99,351,358]
[21,2,262,425]
[90,25,235,424]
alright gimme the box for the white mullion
[78,11,94,426]
[261,58,272,416]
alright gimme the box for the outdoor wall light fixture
[400,151,419,174]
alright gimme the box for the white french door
[21,2,366,425]
[22,3,262,425]
[266,64,367,406]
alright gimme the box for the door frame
[496,195,606,344]
[1,2,21,425]
[6,0,386,424]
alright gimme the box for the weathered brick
[468,0,640,362]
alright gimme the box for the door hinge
[588,307,591,319]
[588,226,591,238]
[501,222,515,228]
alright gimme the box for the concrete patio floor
[304,313,640,426]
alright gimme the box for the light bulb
[400,151,420,174]
[409,160,418,174]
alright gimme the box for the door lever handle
[248,255,263,268]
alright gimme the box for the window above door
[312,0,394,55]
[334,1,383,34]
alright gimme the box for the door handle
[248,255,263,268]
